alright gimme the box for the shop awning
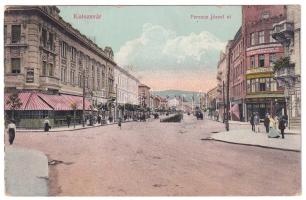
[25,93,53,110]
[60,94,92,110]
[4,92,93,111]
[4,92,32,110]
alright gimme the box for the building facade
[4,6,117,127]
[229,27,246,121]
[216,41,231,121]
[272,5,301,129]
[114,66,140,105]
[207,86,219,117]
[243,5,286,120]
[138,84,151,109]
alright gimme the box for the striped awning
[5,92,32,110]
[4,92,93,111]
[25,93,53,110]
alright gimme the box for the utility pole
[115,83,118,121]
[82,69,86,127]
[222,81,226,124]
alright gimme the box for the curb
[17,120,136,133]
[204,137,301,152]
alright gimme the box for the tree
[70,102,77,128]
[272,56,290,73]
[6,92,22,120]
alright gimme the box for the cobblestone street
[6,115,301,196]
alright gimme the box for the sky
[58,6,242,92]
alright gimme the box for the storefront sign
[246,67,273,75]
[246,47,283,56]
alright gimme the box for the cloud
[114,23,225,91]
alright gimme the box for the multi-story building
[216,41,231,121]
[4,6,116,127]
[229,27,246,121]
[114,66,140,105]
[207,86,219,117]
[243,5,286,120]
[138,84,151,109]
[272,5,301,129]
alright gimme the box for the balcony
[274,64,296,88]
[272,20,294,46]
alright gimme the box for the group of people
[250,112,288,139]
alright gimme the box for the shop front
[245,96,286,121]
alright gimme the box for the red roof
[25,93,53,110]
[4,92,92,111]
[4,92,31,110]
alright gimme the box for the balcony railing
[272,20,294,44]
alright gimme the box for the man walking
[278,115,287,139]
[264,113,270,133]
[118,117,122,129]
[66,115,71,128]
[250,113,255,132]
[254,112,260,133]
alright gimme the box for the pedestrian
[97,115,101,124]
[44,116,51,132]
[264,113,270,133]
[66,115,71,128]
[278,115,287,139]
[267,115,280,138]
[118,117,122,129]
[250,113,255,132]
[7,119,16,145]
[254,112,260,133]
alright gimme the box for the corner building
[4,6,116,128]
[243,5,286,120]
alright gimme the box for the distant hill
[151,90,205,104]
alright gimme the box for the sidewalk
[209,128,301,152]
[17,120,135,132]
[5,146,49,196]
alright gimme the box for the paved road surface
[6,115,301,196]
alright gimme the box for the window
[11,58,21,74]
[269,53,276,66]
[259,78,266,91]
[48,33,54,50]
[61,41,67,58]
[78,73,82,87]
[70,70,75,85]
[250,33,255,45]
[61,66,66,82]
[4,25,7,43]
[11,25,21,43]
[266,78,271,91]
[48,63,54,76]
[259,31,265,44]
[258,54,265,67]
[250,56,255,68]
[42,29,47,47]
[71,47,76,61]
[271,79,277,91]
[270,30,276,43]
[26,69,34,83]
[42,61,47,76]
[262,12,270,19]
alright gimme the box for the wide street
[6,115,300,196]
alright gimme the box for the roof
[139,84,150,89]
[4,92,92,111]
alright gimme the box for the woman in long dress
[267,115,280,138]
